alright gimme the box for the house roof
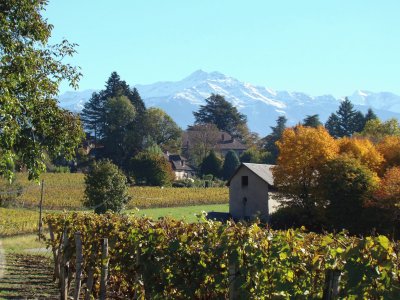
[227,163,275,187]
[164,153,195,172]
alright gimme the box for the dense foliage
[193,94,248,138]
[84,160,130,213]
[44,212,400,299]
[0,0,84,180]
[130,151,175,186]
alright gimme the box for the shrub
[84,160,130,214]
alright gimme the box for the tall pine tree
[325,98,365,138]
[263,116,287,163]
[193,94,247,138]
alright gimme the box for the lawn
[128,203,229,222]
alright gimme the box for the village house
[226,163,278,222]
[164,153,196,180]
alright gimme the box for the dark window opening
[242,176,248,186]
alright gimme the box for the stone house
[227,163,278,222]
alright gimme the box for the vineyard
[0,208,44,236]
[45,212,400,299]
[0,173,228,209]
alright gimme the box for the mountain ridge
[58,70,400,135]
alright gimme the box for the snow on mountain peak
[57,71,400,135]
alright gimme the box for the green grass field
[128,203,229,222]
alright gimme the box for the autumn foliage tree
[376,136,400,172]
[337,137,384,173]
[273,126,338,211]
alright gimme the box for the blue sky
[46,0,400,97]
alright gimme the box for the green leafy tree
[0,0,84,180]
[102,96,136,165]
[84,160,130,214]
[359,118,400,142]
[325,98,364,138]
[130,151,175,186]
[263,116,287,163]
[193,94,247,138]
[144,108,182,152]
[240,147,272,164]
[200,150,222,178]
[222,150,240,180]
[303,114,322,128]
[320,157,378,233]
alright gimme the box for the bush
[130,151,175,186]
[84,160,130,214]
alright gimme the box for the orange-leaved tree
[337,137,384,173]
[376,136,400,172]
[273,125,338,210]
[373,167,400,209]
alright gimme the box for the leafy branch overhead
[0,0,84,180]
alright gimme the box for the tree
[130,151,175,186]
[102,96,136,165]
[320,157,379,233]
[200,150,222,178]
[337,137,384,173]
[376,136,400,171]
[84,160,130,214]
[193,94,247,138]
[374,167,400,209]
[185,123,220,166]
[240,147,272,164]
[303,114,322,128]
[364,108,378,123]
[325,98,364,138]
[222,150,240,180]
[273,126,338,210]
[360,118,400,143]
[0,0,84,180]
[263,116,287,163]
[143,108,182,152]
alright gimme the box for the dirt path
[0,252,58,299]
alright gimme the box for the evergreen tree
[325,98,364,138]
[365,108,378,123]
[263,116,287,163]
[80,72,148,167]
[200,150,222,178]
[222,150,240,180]
[303,114,322,128]
[193,94,247,138]
[81,92,106,141]
[325,113,340,138]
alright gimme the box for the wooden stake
[48,223,60,281]
[323,269,341,300]
[73,232,83,300]
[100,238,109,300]
[61,227,70,300]
[38,179,44,240]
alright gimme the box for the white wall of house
[229,167,270,222]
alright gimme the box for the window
[242,176,248,186]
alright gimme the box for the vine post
[100,238,109,300]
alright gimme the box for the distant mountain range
[58,70,400,135]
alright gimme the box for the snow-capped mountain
[58,70,400,135]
